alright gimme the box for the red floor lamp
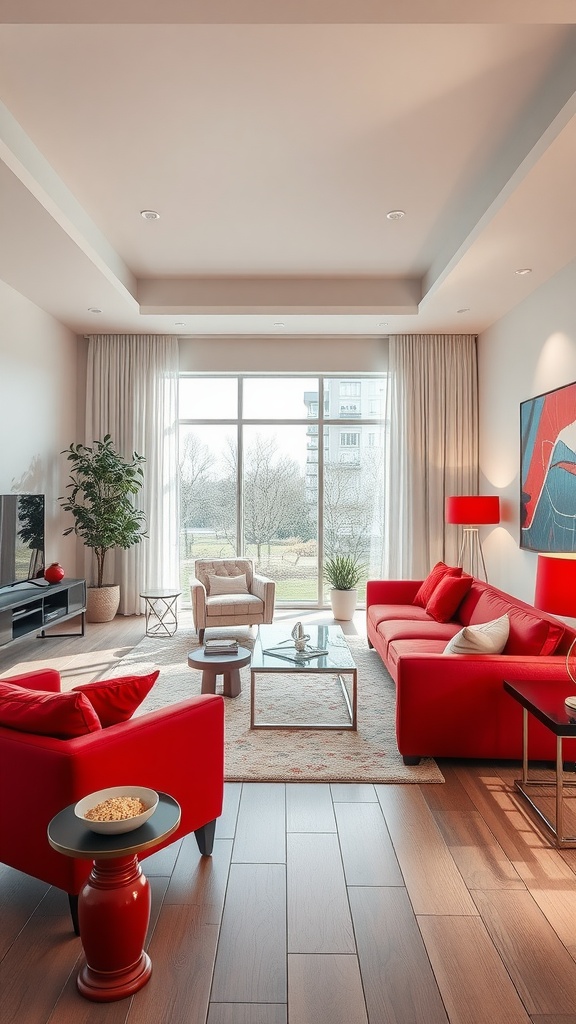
[445,495,500,582]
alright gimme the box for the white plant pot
[329,588,357,621]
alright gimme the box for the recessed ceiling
[1,1,576,336]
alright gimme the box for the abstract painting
[520,380,576,551]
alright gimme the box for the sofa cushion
[443,614,510,655]
[0,681,102,738]
[426,572,474,623]
[469,590,564,656]
[413,562,459,608]
[208,573,249,596]
[73,671,160,727]
[387,638,447,670]
[368,603,432,630]
[377,618,461,645]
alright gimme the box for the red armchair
[0,668,224,931]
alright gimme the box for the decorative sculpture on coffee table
[291,621,310,652]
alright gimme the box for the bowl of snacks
[75,786,159,834]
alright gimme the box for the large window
[179,375,387,605]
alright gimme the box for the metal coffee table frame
[250,624,357,730]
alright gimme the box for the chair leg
[198,628,205,643]
[68,893,80,935]
[194,818,216,856]
[402,756,421,766]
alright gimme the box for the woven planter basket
[86,585,120,623]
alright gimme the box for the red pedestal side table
[48,792,180,1001]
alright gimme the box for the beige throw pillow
[208,573,249,596]
[443,614,510,655]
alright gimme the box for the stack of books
[204,637,239,656]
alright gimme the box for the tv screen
[0,494,45,589]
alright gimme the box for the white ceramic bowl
[75,786,159,834]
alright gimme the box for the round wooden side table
[187,645,252,697]
[48,792,180,1002]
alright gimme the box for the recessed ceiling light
[140,210,160,220]
[87,307,102,313]
[386,210,405,220]
[515,267,532,276]
[457,308,470,314]
[273,322,285,328]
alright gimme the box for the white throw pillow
[208,573,249,596]
[443,614,510,655]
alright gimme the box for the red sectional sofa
[367,575,576,764]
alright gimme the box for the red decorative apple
[44,562,65,584]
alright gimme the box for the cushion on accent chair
[0,681,102,738]
[73,670,160,727]
[426,571,473,623]
[413,562,460,608]
[443,614,510,655]
[208,573,249,596]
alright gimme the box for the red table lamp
[535,553,576,706]
[445,495,500,581]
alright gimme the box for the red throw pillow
[73,671,160,727]
[0,681,101,738]
[413,562,461,608]
[426,572,474,623]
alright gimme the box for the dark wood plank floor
[2,610,576,1023]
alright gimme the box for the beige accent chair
[191,558,276,642]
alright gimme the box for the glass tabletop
[252,624,355,672]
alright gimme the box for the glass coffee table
[250,623,357,730]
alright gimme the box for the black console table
[0,578,86,647]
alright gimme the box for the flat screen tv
[0,494,45,589]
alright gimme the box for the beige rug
[116,626,443,784]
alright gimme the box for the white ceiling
[1,1,576,337]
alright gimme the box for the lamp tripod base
[457,527,488,581]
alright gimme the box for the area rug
[114,627,443,784]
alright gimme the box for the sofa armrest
[190,576,207,631]
[367,579,421,606]
[252,572,275,620]
[0,668,61,692]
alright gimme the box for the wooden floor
[3,611,576,1023]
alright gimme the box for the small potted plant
[323,553,367,621]
[60,435,147,622]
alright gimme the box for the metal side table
[140,589,181,637]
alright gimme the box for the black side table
[504,678,576,847]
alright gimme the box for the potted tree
[323,553,367,621]
[60,435,147,622]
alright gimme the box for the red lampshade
[535,554,576,617]
[445,495,500,525]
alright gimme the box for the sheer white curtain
[85,334,179,614]
[383,334,478,579]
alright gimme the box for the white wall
[478,259,576,603]
[0,280,81,573]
